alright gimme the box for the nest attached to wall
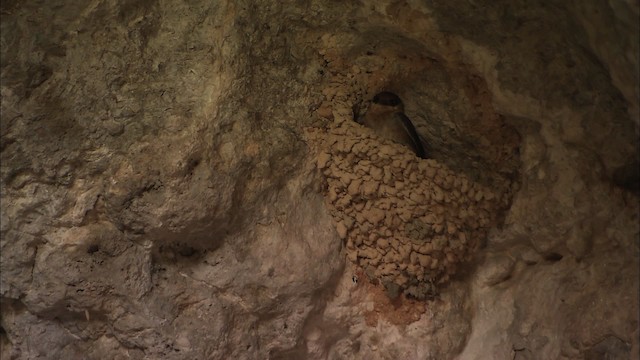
[306,119,510,299]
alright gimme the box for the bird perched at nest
[357,91,427,159]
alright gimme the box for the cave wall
[1,0,638,359]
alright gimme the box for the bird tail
[396,112,428,159]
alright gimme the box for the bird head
[371,91,405,113]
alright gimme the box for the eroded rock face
[1,0,638,359]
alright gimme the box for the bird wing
[395,112,427,159]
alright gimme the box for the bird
[357,91,427,159]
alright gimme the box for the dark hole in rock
[544,253,564,262]
[87,244,100,254]
[177,246,197,257]
[611,161,640,194]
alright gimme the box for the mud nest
[306,120,512,300]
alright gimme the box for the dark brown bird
[358,91,427,158]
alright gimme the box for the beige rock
[347,251,358,262]
[347,179,362,196]
[378,144,397,157]
[395,274,408,286]
[398,208,412,222]
[410,251,419,265]
[398,243,411,261]
[446,251,456,264]
[343,216,355,230]
[317,152,332,169]
[418,254,432,268]
[479,254,516,286]
[383,167,393,183]
[369,167,383,181]
[452,189,461,199]
[474,190,484,202]
[346,237,355,250]
[458,232,467,244]
[447,222,457,235]
[430,258,439,270]
[377,198,392,210]
[460,178,469,193]
[336,221,348,239]
[335,194,352,210]
[381,184,397,196]
[433,187,444,203]
[391,215,401,228]
[422,214,436,224]
[328,187,338,203]
[468,188,475,198]
[377,238,390,249]
[362,181,379,196]
[409,192,425,204]
[425,166,437,179]
[418,242,434,255]
[365,208,386,225]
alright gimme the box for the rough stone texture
[1,1,638,360]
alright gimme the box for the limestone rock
[1,1,638,360]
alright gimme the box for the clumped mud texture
[307,120,511,298]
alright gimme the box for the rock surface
[1,0,638,359]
